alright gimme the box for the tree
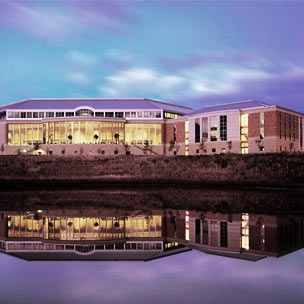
[168,139,180,155]
[114,133,119,144]
[93,134,99,144]
[143,139,152,155]
[199,138,207,153]
[227,141,232,152]
[67,134,73,144]
[255,137,264,152]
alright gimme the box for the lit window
[185,211,190,241]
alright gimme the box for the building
[0,98,303,155]
[0,208,303,262]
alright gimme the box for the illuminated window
[210,116,217,141]
[241,213,249,250]
[240,114,248,154]
[185,121,189,156]
[260,112,264,139]
[185,211,190,241]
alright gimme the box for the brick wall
[164,121,185,144]
[265,111,278,137]
[248,113,260,138]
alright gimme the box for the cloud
[66,72,89,84]
[98,64,271,100]
[67,50,98,66]
[0,1,135,43]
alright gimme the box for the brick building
[0,98,303,155]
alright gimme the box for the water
[0,190,303,304]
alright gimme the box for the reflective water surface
[0,190,303,303]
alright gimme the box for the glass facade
[124,124,161,145]
[8,214,162,240]
[7,122,162,146]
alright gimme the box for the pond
[0,190,303,303]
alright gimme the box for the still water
[0,190,303,304]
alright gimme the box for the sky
[0,249,304,304]
[0,0,303,112]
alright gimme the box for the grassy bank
[0,153,304,189]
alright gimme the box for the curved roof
[0,98,193,115]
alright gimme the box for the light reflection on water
[0,190,303,303]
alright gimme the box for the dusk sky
[0,1,303,112]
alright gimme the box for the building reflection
[0,208,303,262]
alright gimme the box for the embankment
[0,153,304,190]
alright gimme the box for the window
[144,111,149,118]
[76,109,94,117]
[260,112,264,139]
[220,115,227,141]
[220,222,228,247]
[39,112,44,118]
[95,112,103,117]
[46,112,54,118]
[131,112,136,118]
[105,112,114,117]
[33,112,38,118]
[56,112,64,117]
[125,112,130,118]
[212,148,216,153]
[66,112,74,117]
[115,112,123,118]
[27,112,32,118]
[173,124,177,142]
[202,221,208,245]
[210,116,217,141]
[137,112,143,118]
[195,119,200,143]
[21,112,26,118]
[196,149,199,154]
[156,112,161,118]
[202,117,208,140]
[13,112,20,118]
[195,219,201,244]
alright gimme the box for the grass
[0,153,304,189]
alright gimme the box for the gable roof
[0,98,192,115]
[189,100,272,116]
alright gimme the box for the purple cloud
[0,1,136,43]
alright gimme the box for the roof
[1,247,191,262]
[188,100,272,116]
[0,98,192,115]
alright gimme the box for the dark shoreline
[1,177,304,192]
